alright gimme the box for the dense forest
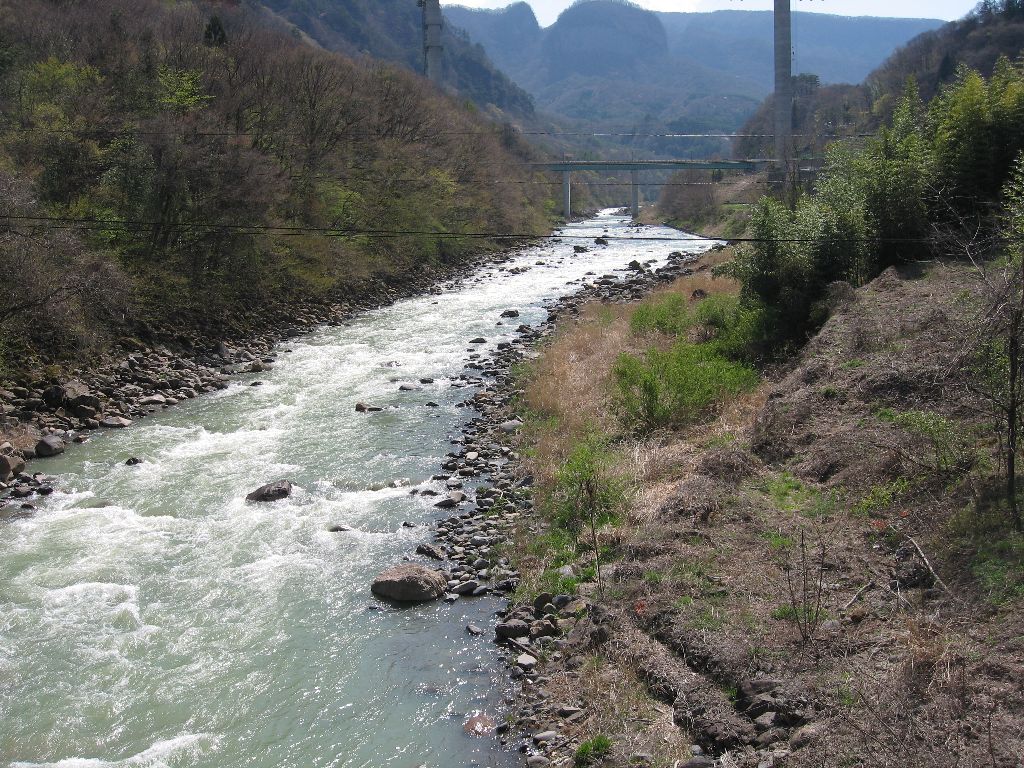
[0,0,553,378]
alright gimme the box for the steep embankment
[495,257,1023,767]
[0,0,552,385]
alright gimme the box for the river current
[0,211,713,768]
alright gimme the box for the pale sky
[443,1,980,26]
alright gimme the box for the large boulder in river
[371,564,447,602]
[245,480,293,502]
[35,436,65,458]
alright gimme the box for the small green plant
[764,530,795,552]
[574,735,613,767]
[689,606,726,631]
[842,358,867,369]
[878,408,978,479]
[761,472,815,512]
[548,436,627,595]
[853,478,911,517]
[644,570,665,585]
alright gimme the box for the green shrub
[631,293,692,336]
[574,735,613,767]
[971,532,1024,605]
[878,408,978,478]
[550,436,625,533]
[613,342,759,432]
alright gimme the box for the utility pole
[419,0,443,86]
[774,0,793,195]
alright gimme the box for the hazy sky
[443,1,981,26]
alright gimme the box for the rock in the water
[328,524,353,532]
[246,480,293,502]
[125,457,144,466]
[355,402,382,413]
[452,579,480,595]
[100,416,132,429]
[35,436,65,458]
[463,712,496,736]
[500,309,520,318]
[371,564,447,602]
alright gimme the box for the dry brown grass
[537,654,693,767]
[521,248,742,490]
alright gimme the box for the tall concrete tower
[774,0,793,169]
[420,0,443,86]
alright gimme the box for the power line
[0,123,873,141]
[0,214,932,245]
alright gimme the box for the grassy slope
[512,255,1023,767]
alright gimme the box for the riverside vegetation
[496,49,1024,768]
[0,0,551,385]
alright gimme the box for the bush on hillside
[613,342,758,432]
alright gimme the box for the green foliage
[0,0,551,355]
[971,533,1024,604]
[156,66,211,114]
[853,478,911,517]
[630,293,691,336]
[574,735,613,767]
[551,436,625,533]
[878,408,978,478]
[763,530,795,552]
[613,342,758,432]
[930,59,1024,209]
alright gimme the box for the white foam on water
[1,213,716,768]
[10,733,219,768]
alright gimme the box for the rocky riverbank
[391,241,724,766]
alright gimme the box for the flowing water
[0,212,714,768]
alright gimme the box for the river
[0,211,713,768]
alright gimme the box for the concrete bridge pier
[563,171,572,219]
[630,170,640,220]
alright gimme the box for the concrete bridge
[532,159,763,219]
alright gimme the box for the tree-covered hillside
[0,0,552,377]
[259,0,536,117]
